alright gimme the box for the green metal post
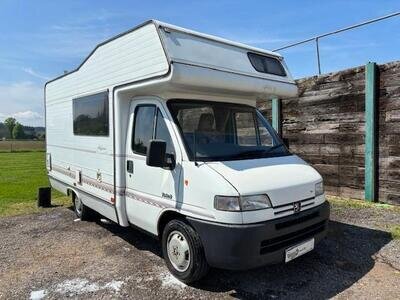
[271,97,281,135]
[365,62,377,202]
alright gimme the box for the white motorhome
[45,20,329,282]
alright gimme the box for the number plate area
[285,238,314,263]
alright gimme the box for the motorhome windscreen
[167,100,290,161]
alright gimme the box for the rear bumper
[187,201,330,270]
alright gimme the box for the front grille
[260,220,326,255]
[275,211,319,230]
[273,197,315,216]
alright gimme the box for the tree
[12,122,25,139]
[4,117,16,139]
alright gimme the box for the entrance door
[125,99,182,234]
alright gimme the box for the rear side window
[73,91,109,136]
[248,52,286,76]
[132,106,156,155]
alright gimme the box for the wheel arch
[157,209,187,238]
[67,187,81,202]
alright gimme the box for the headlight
[240,195,272,211]
[214,194,271,211]
[315,181,324,196]
[214,196,240,211]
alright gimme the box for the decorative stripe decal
[47,144,110,155]
[51,164,215,220]
[51,164,114,194]
[125,190,215,219]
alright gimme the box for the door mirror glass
[146,140,167,168]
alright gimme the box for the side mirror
[282,138,289,149]
[146,140,166,168]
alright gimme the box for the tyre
[162,219,209,283]
[72,193,93,221]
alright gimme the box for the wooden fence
[258,60,400,205]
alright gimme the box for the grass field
[0,152,69,216]
[0,140,45,152]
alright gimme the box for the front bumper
[187,201,330,270]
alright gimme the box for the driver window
[132,105,156,155]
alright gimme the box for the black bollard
[37,187,51,207]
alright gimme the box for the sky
[0,0,399,126]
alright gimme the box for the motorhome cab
[45,20,329,283]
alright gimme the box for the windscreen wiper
[263,143,285,154]
[232,144,285,159]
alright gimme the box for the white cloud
[0,81,44,126]
[22,68,50,81]
[12,110,43,123]
[0,110,43,127]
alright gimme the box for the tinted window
[248,52,286,76]
[133,106,156,155]
[155,109,175,155]
[73,92,109,136]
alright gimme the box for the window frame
[247,52,287,77]
[72,90,110,137]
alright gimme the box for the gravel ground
[0,203,399,300]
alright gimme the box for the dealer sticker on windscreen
[285,238,314,263]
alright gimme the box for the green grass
[327,195,400,212]
[328,195,400,239]
[0,152,68,216]
[391,225,400,240]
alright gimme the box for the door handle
[127,160,134,174]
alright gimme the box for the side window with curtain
[155,109,175,155]
[132,105,156,155]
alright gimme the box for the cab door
[125,99,182,234]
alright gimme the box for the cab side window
[132,105,156,155]
[132,105,175,156]
[155,109,175,155]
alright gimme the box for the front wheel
[162,219,209,283]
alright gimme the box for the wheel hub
[167,231,190,272]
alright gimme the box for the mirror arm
[164,153,176,170]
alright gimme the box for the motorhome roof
[46,19,283,85]
[153,20,282,58]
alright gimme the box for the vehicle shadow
[97,219,392,299]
